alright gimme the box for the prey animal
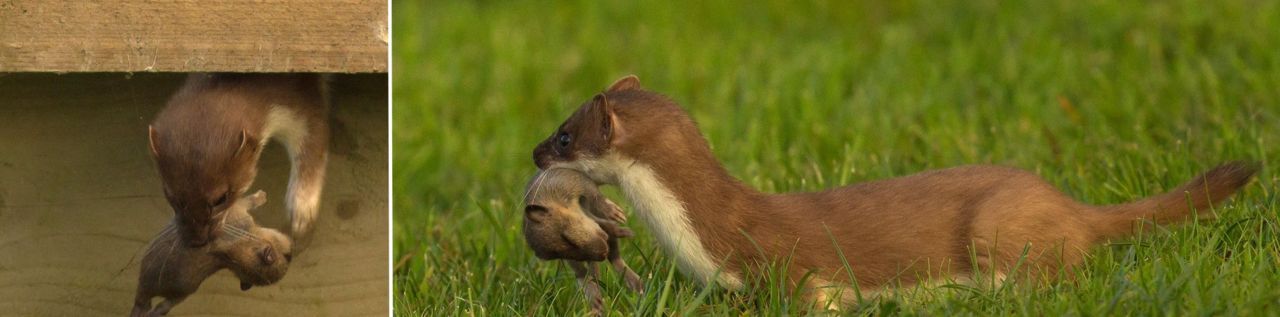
[523,168,645,315]
[132,190,293,317]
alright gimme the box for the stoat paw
[290,206,318,238]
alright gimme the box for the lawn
[392,0,1279,315]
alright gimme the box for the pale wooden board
[0,73,389,316]
[0,1,387,72]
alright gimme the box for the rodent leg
[583,194,627,223]
[129,296,151,317]
[608,237,644,293]
[147,295,187,317]
[568,260,604,316]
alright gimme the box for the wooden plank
[0,1,387,72]
[0,73,389,316]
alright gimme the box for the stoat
[149,73,329,248]
[533,75,1258,307]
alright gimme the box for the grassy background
[393,0,1279,315]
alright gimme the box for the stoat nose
[534,156,549,170]
[533,143,553,169]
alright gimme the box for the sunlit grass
[393,0,1279,315]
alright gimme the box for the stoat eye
[557,133,572,148]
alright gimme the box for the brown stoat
[148,73,329,247]
[132,190,293,317]
[523,168,645,315]
[532,75,1259,305]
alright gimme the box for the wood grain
[0,73,389,316]
[0,1,387,72]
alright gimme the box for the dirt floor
[0,73,388,316]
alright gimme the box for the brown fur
[149,73,329,247]
[523,168,644,315]
[132,190,293,317]
[533,75,1259,305]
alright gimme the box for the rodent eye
[260,246,277,265]
[212,192,229,207]
[557,133,572,148]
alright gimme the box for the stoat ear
[607,75,641,92]
[147,125,161,158]
[587,93,619,143]
[233,130,261,158]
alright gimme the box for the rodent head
[523,203,610,262]
[220,226,293,290]
[532,76,641,171]
[149,126,262,247]
[523,169,610,261]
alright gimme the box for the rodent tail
[1089,161,1259,240]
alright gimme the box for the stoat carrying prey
[149,73,329,249]
[132,190,293,317]
[532,75,1259,308]
[523,168,644,315]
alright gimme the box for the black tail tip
[1202,161,1261,189]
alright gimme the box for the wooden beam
[0,1,387,72]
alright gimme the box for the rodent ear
[524,205,549,222]
[607,75,641,92]
[147,125,161,158]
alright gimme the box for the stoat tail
[1090,161,1259,240]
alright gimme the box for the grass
[392,0,1280,315]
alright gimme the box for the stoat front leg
[265,106,329,249]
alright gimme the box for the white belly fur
[555,153,743,289]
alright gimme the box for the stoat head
[533,75,711,184]
[532,76,645,181]
[149,124,262,248]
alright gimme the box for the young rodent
[132,190,293,317]
[523,168,644,315]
